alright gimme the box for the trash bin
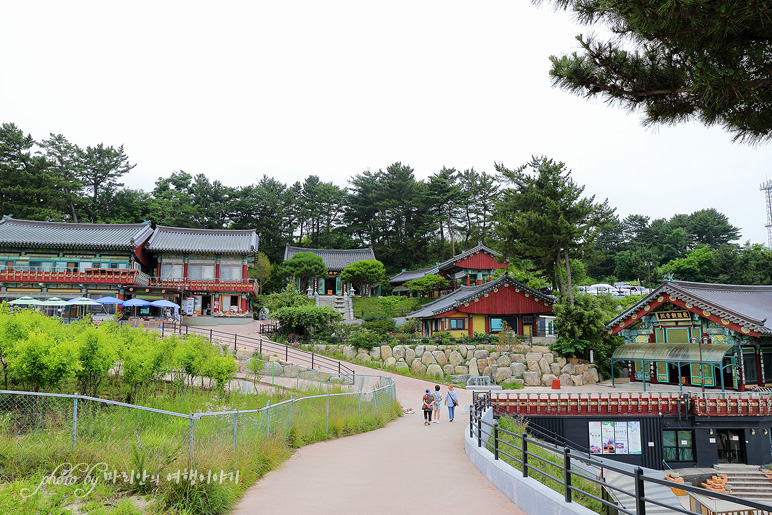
[552,378,561,390]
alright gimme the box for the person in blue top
[444,385,458,422]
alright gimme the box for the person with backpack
[422,388,434,426]
[445,385,458,422]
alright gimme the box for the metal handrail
[160,323,354,376]
[470,396,772,514]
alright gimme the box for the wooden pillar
[242,263,248,282]
[241,296,248,312]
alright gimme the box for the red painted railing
[149,277,258,295]
[0,268,150,286]
[491,392,772,417]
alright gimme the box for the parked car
[586,283,623,296]
[628,285,651,296]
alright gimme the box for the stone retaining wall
[308,343,599,387]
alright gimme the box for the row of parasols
[6,296,180,309]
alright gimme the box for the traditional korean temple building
[0,217,258,317]
[283,245,377,295]
[436,243,508,288]
[388,265,439,296]
[607,280,772,391]
[405,273,554,337]
[147,226,258,315]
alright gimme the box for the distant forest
[2,122,769,289]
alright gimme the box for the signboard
[589,422,602,454]
[655,310,691,322]
[590,421,642,455]
[615,422,629,454]
[182,298,194,315]
[602,422,615,454]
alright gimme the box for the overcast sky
[2,1,771,245]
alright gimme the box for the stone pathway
[221,323,524,515]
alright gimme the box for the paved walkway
[220,322,524,515]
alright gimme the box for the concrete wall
[464,408,596,515]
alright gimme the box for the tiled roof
[606,280,772,334]
[437,243,504,271]
[284,246,376,271]
[406,274,554,318]
[147,226,258,255]
[388,265,439,285]
[0,218,153,249]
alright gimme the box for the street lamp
[645,261,653,288]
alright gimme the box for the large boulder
[449,350,464,367]
[425,345,437,352]
[539,358,551,374]
[283,365,299,378]
[443,364,455,375]
[395,361,409,372]
[510,353,526,363]
[510,378,525,389]
[557,357,567,369]
[525,352,543,363]
[559,373,573,386]
[510,362,526,378]
[523,371,541,386]
[384,356,397,368]
[458,346,469,358]
[541,373,557,386]
[477,358,489,371]
[543,353,555,364]
[421,351,437,366]
[432,350,447,366]
[356,352,371,362]
[474,349,490,359]
[532,345,551,353]
[393,346,405,359]
[583,371,596,385]
[494,367,512,384]
[496,355,512,367]
[489,351,500,361]
[380,345,393,360]
[482,366,492,378]
[589,367,600,383]
[561,363,575,375]
[571,374,584,386]
[369,347,380,359]
[414,345,424,357]
[426,364,444,378]
[342,345,358,359]
[454,365,469,374]
[406,347,416,363]
[527,359,541,372]
[550,363,561,376]
[411,359,426,373]
[468,358,479,377]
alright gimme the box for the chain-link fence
[0,371,396,484]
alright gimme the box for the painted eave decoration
[605,280,769,337]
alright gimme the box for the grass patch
[351,296,430,318]
[0,385,401,515]
[494,416,603,513]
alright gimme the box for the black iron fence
[470,392,772,515]
[160,323,353,375]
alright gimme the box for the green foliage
[361,317,397,334]
[545,1,772,143]
[273,305,342,338]
[403,274,450,296]
[74,326,118,396]
[9,330,79,392]
[348,329,382,350]
[495,156,615,298]
[249,251,273,292]
[281,252,327,292]
[255,285,314,313]
[340,259,386,295]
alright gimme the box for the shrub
[361,318,396,334]
[274,305,342,338]
[348,329,381,350]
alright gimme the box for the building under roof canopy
[0,217,154,250]
[147,226,258,255]
[283,246,375,272]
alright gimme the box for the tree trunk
[555,249,566,296]
[448,203,455,256]
[564,248,575,306]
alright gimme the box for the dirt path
[222,323,524,515]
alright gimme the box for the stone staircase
[314,295,354,320]
[714,464,772,503]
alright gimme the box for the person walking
[444,385,458,422]
[422,388,434,425]
[432,384,442,423]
